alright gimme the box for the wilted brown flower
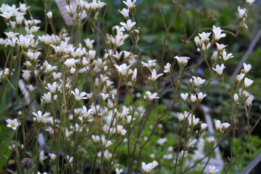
[21,158,35,169]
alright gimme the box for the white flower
[71,88,87,101]
[27,85,36,92]
[244,78,253,88]
[4,31,19,39]
[115,168,123,174]
[101,139,113,148]
[126,116,132,124]
[157,138,167,145]
[47,11,52,19]
[65,129,73,140]
[150,154,155,158]
[65,5,73,15]
[64,59,78,68]
[216,43,227,52]
[120,19,136,31]
[52,72,62,80]
[209,165,219,174]
[141,161,159,173]
[221,123,230,130]
[174,56,190,66]
[18,35,31,48]
[107,99,114,109]
[246,0,255,5]
[207,136,215,143]
[192,76,205,87]
[88,50,96,60]
[201,123,208,131]
[132,68,137,82]
[202,43,211,52]
[115,63,132,76]
[194,36,202,48]
[22,70,31,81]
[235,73,245,82]
[180,150,188,158]
[199,32,211,43]
[84,38,94,49]
[181,93,188,101]
[190,94,197,102]
[42,92,52,103]
[188,115,200,126]
[119,8,129,19]
[49,153,56,160]
[67,156,73,164]
[212,25,226,41]
[149,69,163,82]
[113,35,126,48]
[164,62,171,73]
[214,120,222,130]
[118,106,129,119]
[211,51,218,62]
[123,0,137,9]
[234,94,239,103]
[15,14,24,24]
[46,82,57,93]
[197,92,207,101]
[163,154,173,159]
[81,106,94,119]
[70,68,76,74]
[213,64,225,75]
[141,60,156,69]
[145,91,159,101]
[100,93,110,100]
[24,61,32,68]
[92,135,102,143]
[96,0,106,9]
[26,51,41,61]
[177,112,185,121]
[246,96,254,107]
[33,111,50,123]
[238,6,247,19]
[6,119,20,130]
[19,2,30,12]
[46,127,54,134]
[221,50,233,61]
[39,151,47,162]
[0,12,13,19]
[243,63,251,73]
[113,51,123,60]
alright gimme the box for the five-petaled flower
[6,118,20,130]
[141,161,159,173]
[149,69,163,82]
[115,63,132,76]
[213,64,225,75]
[120,19,136,31]
[209,165,219,174]
[123,0,136,9]
[71,88,87,101]
[212,25,226,41]
[33,111,50,123]
[145,91,159,101]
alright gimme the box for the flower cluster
[0,0,256,174]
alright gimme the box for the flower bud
[211,51,218,65]
[246,96,254,107]
[47,11,53,19]
[235,73,245,83]
[234,94,239,103]
[201,123,208,132]
[190,94,197,102]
